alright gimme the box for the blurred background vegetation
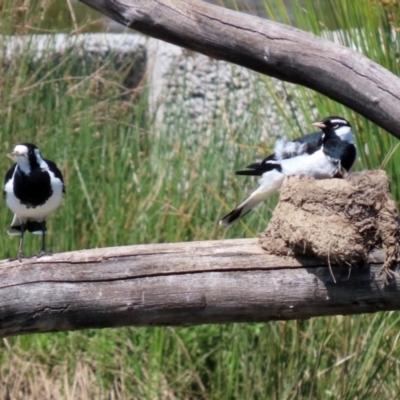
[0,0,399,398]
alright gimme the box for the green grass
[0,0,400,398]
[2,314,400,398]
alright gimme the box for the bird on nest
[219,116,357,227]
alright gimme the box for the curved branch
[0,239,398,338]
[78,0,400,138]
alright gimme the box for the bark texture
[0,239,398,338]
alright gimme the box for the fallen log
[0,238,398,338]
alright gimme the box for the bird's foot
[8,254,25,262]
[36,250,52,258]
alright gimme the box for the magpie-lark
[236,116,354,176]
[219,116,357,226]
[4,143,65,259]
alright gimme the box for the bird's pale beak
[8,151,19,161]
[312,122,326,129]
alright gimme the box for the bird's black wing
[246,153,277,169]
[293,131,323,154]
[3,164,16,198]
[236,130,324,177]
[236,153,277,176]
[45,159,66,193]
[236,154,279,176]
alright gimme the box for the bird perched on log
[4,143,65,260]
[219,116,356,227]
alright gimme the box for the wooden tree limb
[0,238,398,338]
[78,0,400,138]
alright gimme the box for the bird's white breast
[280,150,338,179]
[5,169,63,220]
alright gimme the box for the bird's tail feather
[219,170,284,227]
[7,215,46,236]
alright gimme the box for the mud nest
[259,170,400,274]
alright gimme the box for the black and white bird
[219,116,356,226]
[4,143,65,259]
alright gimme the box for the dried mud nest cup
[259,170,400,273]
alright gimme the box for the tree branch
[78,0,400,138]
[0,239,398,338]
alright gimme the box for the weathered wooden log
[78,0,400,138]
[0,238,398,338]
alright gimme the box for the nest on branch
[259,170,400,276]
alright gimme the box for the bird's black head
[312,116,351,132]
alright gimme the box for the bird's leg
[17,224,26,261]
[37,220,50,257]
[41,221,46,253]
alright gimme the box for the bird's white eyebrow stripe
[330,119,346,125]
